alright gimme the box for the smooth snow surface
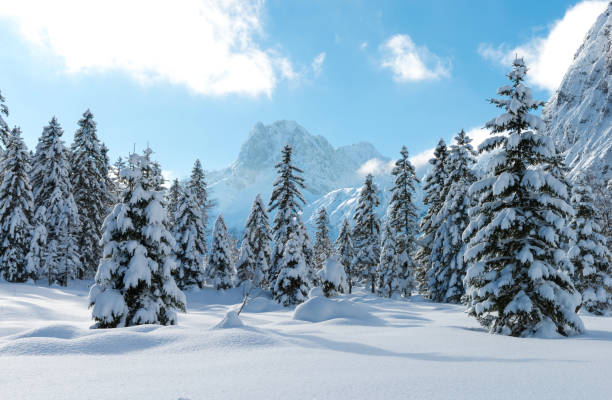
[1,281,611,399]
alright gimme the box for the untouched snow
[1,281,611,399]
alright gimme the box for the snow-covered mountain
[543,2,612,180]
[208,120,391,236]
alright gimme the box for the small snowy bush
[318,256,348,297]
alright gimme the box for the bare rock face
[543,2,612,179]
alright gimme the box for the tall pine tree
[241,194,272,288]
[335,218,355,293]
[0,90,9,147]
[205,215,234,290]
[70,110,112,278]
[166,178,183,229]
[352,174,381,293]
[89,150,185,328]
[463,58,583,337]
[313,207,333,273]
[188,159,213,234]
[31,117,80,286]
[427,130,476,303]
[0,128,35,282]
[569,175,611,315]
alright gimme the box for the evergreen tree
[31,117,80,286]
[377,224,400,298]
[569,175,611,315]
[335,218,356,293]
[273,228,310,306]
[166,178,183,229]
[111,156,127,199]
[172,187,207,289]
[0,128,35,282]
[188,159,213,231]
[463,58,583,337]
[70,110,112,278]
[268,144,307,282]
[313,207,333,273]
[427,130,477,303]
[26,207,48,281]
[318,256,348,297]
[415,140,449,294]
[0,90,9,147]
[235,239,256,289]
[227,230,241,269]
[205,215,234,290]
[89,151,186,328]
[242,194,272,288]
[351,174,381,293]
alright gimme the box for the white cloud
[478,1,607,92]
[380,34,450,82]
[357,158,395,176]
[311,52,326,77]
[0,0,299,97]
[360,41,368,50]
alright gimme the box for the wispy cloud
[0,0,300,97]
[357,158,395,176]
[478,0,607,92]
[380,34,450,82]
[311,52,326,77]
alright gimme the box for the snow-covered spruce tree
[111,156,127,199]
[415,139,449,295]
[172,187,207,289]
[89,151,185,328]
[188,159,213,231]
[387,146,419,297]
[318,256,348,297]
[268,144,307,283]
[569,175,611,315]
[227,230,241,269]
[236,239,255,289]
[0,90,9,147]
[463,58,583,337]
[313,207,333,272]
[273,229,310,306]
[352,174,381,293]
[166,178,183,229]
[0,127,35,282]
[26,206,48,281]
[427,130,477,303]
[377,224,400,298]
[335,218,356,293]
[70,110,112,278]
[31,117,80,286]
[205,215,235,290]
[241,194,272,288]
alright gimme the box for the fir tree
[0,90,9,147]
[0,128,35,282]
[236,239,256,289]
[351,174,381,293]
[273,228,310,306]
[318,256,348,298]
[313,207,333,273]
[335,218,356,293]
[377,224,400,298]
[188,159,213,231]
[31,117,80,286]
[166,178,183,229]
[427,130,477,303]
[70,110,112,278]
[242,194,272,288]
[415,140,448,295]
[205,215,234,290]
[569,175,611,315]
[463,58,583,337]
[268,144,307,282]
[89,151,186,328]
[172,187,207,289]
[26,207,48,281]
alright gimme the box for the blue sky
[0,0,607,178]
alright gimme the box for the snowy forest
[1,58,609,338]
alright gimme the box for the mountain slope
[543,2,612,179]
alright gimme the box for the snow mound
[242,297,283,313]
[12,324,85,340]
[293,295,385,325]
[213,310,244,329]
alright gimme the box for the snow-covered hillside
[543,2,612,179]
[208,120,392,236]
[2,281,611,400]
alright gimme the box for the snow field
[1,281,611,399]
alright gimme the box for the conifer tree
[569,175,611,315]
[26,207,47,281]
[318,256,348,297]
[415,140,448,294]
[31,117,80,286]
[188,159,213,230]
[0,90,9,147]
[377,223,400,298]
[273,228,310,306]
[89,150,185,328]
[427,130,477,303]
[205,215,234,290]
[242,194,272,288]
[172,187,207,289]
[166,178,183,229]
[351,174,381,293]
[70,110,112,278]
[236,239,256,289]
[0,128,35,282]
[463,58,583,337]
[313,207,333,272]
[268,145,307,282]
[335,218,356,293]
